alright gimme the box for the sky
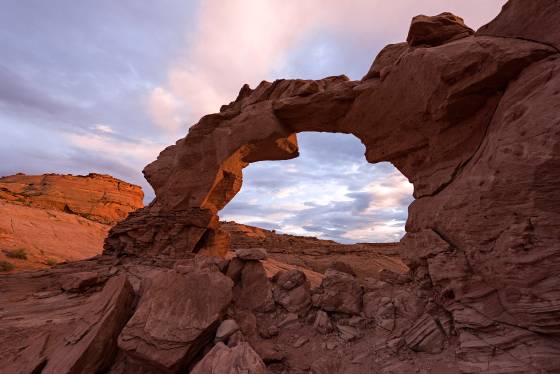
[0,0,506,243]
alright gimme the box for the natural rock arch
[103,6,560,370]
[105,16,553,260]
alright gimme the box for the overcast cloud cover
[0,0,506,243]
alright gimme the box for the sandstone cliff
[0,173,143,225]
[0,173,143,271]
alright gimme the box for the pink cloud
[147,0,506,135]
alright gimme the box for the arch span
[105,33,550,258]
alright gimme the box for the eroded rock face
[118,269,233,372]
[0,173,143,225]
[1,271,135,374]
[0,173,144,271]
[477,0,560,51]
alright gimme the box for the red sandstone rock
[0,173,143,225]
[314,269,363,315]
[222,221,408,279]
[190,342,267,374]
[2,272,135,374]
[100,8,560,370]
[362,42,408,81]
[407,12,474,47]
[477,0,560,51]
[60,271,100,292]
[272,269,311,313]
[117,269,233,372]
[0,173,143,271]
[233,260,275,313]
[0,200,109,271]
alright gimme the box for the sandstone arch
[105,18,554,259]
[103,5,560,370]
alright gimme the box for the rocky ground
[222,221,406,279]
[0,249,455,374]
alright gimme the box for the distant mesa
[0,173,144,271]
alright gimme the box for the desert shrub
[0,260,15,272]
[5,248,28,260]
[46,258,57,266]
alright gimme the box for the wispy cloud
[221,133,414,243]
[150,0,506,130]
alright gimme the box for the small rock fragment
[215,319,240,342]
[313,310,333,334]
[293,336,309,348]
[278,313,300,329]
[337,324,362,342]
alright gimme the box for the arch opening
[220,132,413,244]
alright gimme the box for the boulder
[118,269,233,372]
[235,248,268,261]
[407,12,474,47]
[314,269,363,315]
[215,319,240,343]
[272,269,311,313]
[233,260,274,312]
[190,342,267,374]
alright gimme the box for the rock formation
[0,173,143,270]
[2,2,560,373]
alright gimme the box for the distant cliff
[221,221,407,278]
[0,173,143,271]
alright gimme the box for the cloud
[151,0,506,130]
[221,132,414,243]
[148,87,183,132]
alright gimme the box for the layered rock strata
[0,173,143,270]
